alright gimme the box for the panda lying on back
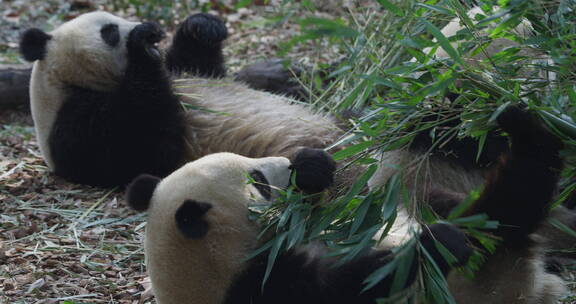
[20,12,340,187]
[126,107,565,303]
[126,148,471,304]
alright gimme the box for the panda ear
[175,200,212,239]
[126,174,161,212]
[20,28,52,62]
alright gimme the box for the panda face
[21,11,144,93]
[158,152,290,204]
[149,152,292,240]
[126,152,292,304]
[45,12,139,90]
[134,151,294,248]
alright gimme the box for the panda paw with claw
[127,22,166,60]
[289,147,336,194]
[497,106,563,165]
[177,13,228,47]
[420,223,472,274]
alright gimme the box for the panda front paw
[127,22,166,60]
[176,13,228,46]
[289,147,336,194]
[420,223,472,274]
[497,106,563,162]
[496,106,533,140]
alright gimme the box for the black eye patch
[250,170,271,200]
[101,23,120,47]
[175,200,212,239]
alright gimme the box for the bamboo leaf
[377,0,405,17]
[421,18,465,66]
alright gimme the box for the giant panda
[369,5,576,259]
[19,11,342,187]
[125,147,472,304]
[377,107,568,303]
[126,107,565,303]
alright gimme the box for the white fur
[177,78,342,159]
[29,12,139,169]
[447,246,567,304]
[418,6,554,80]
[371,7,565,302]
[369,149,484,201]
[29,11,342,171]
[144,153,291,304]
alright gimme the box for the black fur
[426,188,465,218]
[224,223,470,304]
[289,148,336,194]
[461,107,563,247]
[544,256,565,275]
[563,184,576,209]
[420,223,472,275]
[49,22,187,187]
[409,113,510,170]
[126,174,161,211]
[250,170,272,200]
[175,200,212,239]
[235,59,307,101]
[100,23,120,47]
[19,28,52,61]
[165,13,227,77]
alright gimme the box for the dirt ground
[0,1,349,303]
[1,1,575,304]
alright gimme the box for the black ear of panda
[175,200,213,239]
[20,28,52,62]
[289,147,336,194]
[126,174,161,212]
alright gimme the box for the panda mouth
[146,42,161,59]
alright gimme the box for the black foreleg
[165,13,227,78]
[463,107,564,247]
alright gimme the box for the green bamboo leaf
[549,217,576,239]
[447,191,479,220]
[244,237,274,262]
[235,0,253,9]
[475,133,487,167]
[340,226,380,264]
[421,252,456,304]
[332,140,375,161]
[377,0,405,17]
[263,233,287,287]
[349,195,374,237]
[363,259,398,291]
[415,3,454,16]
[488,101,511,124]
[539,110,576,138]
[277,202,296,229]
[421,18,465,66]
[390,244,416,293]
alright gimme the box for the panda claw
[128,22,166,60]
[420,223,472,273]
[178,13,228,46]
[496,106,533,138]
[497,106,563,164]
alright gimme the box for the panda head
[126,150,335,304]
[20,11,140,91]
[127,152,293,238]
